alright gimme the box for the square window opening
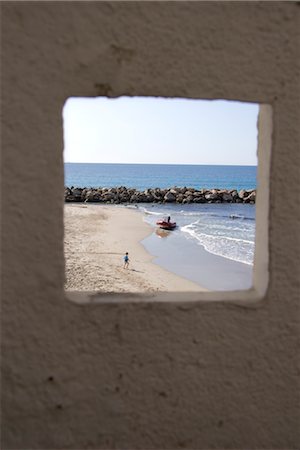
[62,97,271,304]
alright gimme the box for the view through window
[63,97,258,293]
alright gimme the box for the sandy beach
[64,204,205,293]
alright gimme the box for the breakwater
[65,186,256,204]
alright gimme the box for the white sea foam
[140,208,162,216]
[125,204,138,209]
[178,211,255,221]
[180,223,254,265]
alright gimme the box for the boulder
[231,190,238,201]
[146,194,155,202]
[185,195,194,203]
[176,193,184,203]
[103,192,115,201]
[194,196,205,203]
[65,189,81,202]
[164,191,176,202]
[130,194,138,203]
[91,193,103,202]
[222,192,233,202]
[153,194,162,202]
[72,187,83,200]
[65,194,76,202]
[136,193,148,202]
[119,193,130,202]
[205,192,219,201]
[244,191,256,203]
[185,190,194,197]
[84,191,94,202]
[238,189,247,199]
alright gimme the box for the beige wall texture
[1,2,300,449]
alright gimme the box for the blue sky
[63,97,258,165]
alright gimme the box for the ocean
[65,163,256,289]
[64,163,256,191]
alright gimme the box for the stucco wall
[1,2,299,449]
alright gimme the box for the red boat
[156,218,177,230]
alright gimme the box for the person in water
[123,252,130,269]
[167,216,171,222]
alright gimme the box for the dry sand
[64,204,204,293]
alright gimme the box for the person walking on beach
[123,252,130,269]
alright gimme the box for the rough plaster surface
[1,2,300,449]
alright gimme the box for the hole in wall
[62,97,264,298]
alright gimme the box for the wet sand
[142,230,253,291]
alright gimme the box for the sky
[63,97,258,166]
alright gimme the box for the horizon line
[64,161,257,167]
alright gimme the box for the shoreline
[64,204,206,293]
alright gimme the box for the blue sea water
[65,163,256,284]
[64,163,256,191]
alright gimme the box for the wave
[181,225,254,245]
[229,215,255,221]
[139,207,162,216]
[178,211,255,221]
[182,220,254,234]
[124,204,138,209]
[181,224,254,265]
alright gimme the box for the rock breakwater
[65,186,256,204]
